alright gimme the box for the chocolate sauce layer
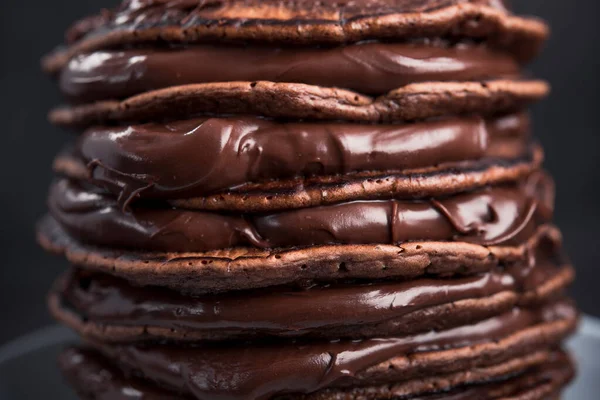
[60,255,565,338]
[79,114,528,201]
[60,43,519,103]
[93,301,575,400]
[48,173,552,252]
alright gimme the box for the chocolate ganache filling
[90,301,575,400]
[48,172,552,252]
[60,42,519,103]
[78,113,528,201]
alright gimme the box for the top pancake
[43,0,548,74]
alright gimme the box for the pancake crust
[38,215,563,294]
[48,80,549,129]
[43,2,548,74]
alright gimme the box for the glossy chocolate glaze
[60,42,519,103]
[79,114,528,202]
[60,249,565,338]
[48,172,552,252]
[91,301,574,400]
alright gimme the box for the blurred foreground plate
[0,317,599,399]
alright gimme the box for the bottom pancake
[75,300,576,399]
[59,347,573,400]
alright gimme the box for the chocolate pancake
[55,145,543,212]
[49,80,549,129]
[77,300,576,399]
[38,2,576,400]
[43,0,548,75]
[37,207,563,294]
[46,169,554,252]
[53,113,540,210]
[48,253,574,341]
[59,346,573,400]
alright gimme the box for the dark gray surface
[1,318,599,399]
[0,0,599,345]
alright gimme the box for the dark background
[0,0,598,345]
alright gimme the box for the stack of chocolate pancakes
[37,0,578,399]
